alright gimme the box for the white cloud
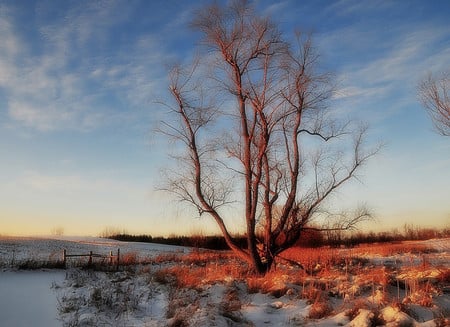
[262,1,289,16]
[312,10,450,131]
[8,101,71,132]
[327,23,449,106]
[0,6,20,57]
[332,85,389,100]
[325,0,395,17]
[19,170,144,198]
[0,1,169,133]
[21,171,85,192]
[0,7,20,87]
[355,28,447,83]
[0,58,15,86]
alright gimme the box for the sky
[0,0,449,237]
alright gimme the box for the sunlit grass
[46,239,449,326]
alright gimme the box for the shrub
[308,292,333,319]
[18,259,65,270]
[120,252,139,265]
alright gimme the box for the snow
[241,293,309,326]
[347,309,374,327]
[0,236,448,326]
[0,236,188,265]
[381,305,415,327]
[0,270,64,327]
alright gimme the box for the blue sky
[0,0,449,237]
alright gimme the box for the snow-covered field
[0,270,64,327]
[0,236,448,326]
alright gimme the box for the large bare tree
[160,0,378,274]
[418,72,450,136]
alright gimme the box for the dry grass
[120,251,139,265]
[438,269,450,283]
[222,289,242,312]
[281,247,342,272]
[246,268,294,296]
[151,241,446,302]
[53,240,447,325]
[347,242,435,257]
[180,249,235,264]
[153,253,183,264]
[280,242,439,283]
[154,253,248,289]
[166,287,199,324]
[345,298,372,320]
[282,242,435,269]
[55,240,447,324]
[308,291,333,319]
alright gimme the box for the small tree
[418,72,450,136]
[160,0,378,274]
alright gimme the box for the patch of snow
[0,237,448,326]
[346,309,374,327]
[0,270,64,327]
[241,293,309,326]
[381,305,415,327]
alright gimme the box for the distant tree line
[102,224,449,250]
[104,233,247,250]
[323,224,450,248]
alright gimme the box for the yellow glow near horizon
[1,208,448,238]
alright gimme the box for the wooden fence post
[116,248,120,271]
[61,249,120,269]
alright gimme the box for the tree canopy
[160,0,378,274]
[418,72,450,136]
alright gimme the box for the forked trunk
[246,247,274,275]
[163,0,377,280]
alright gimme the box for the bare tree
[418,72,450,136]
[160,0,378,274]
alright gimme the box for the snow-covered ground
[0,270,64,327]
[0,236,188,265]
[0,236,448,326]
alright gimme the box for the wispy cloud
[325,0,395,17]
[0,5,20,87]
[261,1,290,16]
[19,170,144,198]
[20,170,86,192]
[0,1,171,133]
[349,27,449,85]
[319,12,450,125]
[8,101,73,131]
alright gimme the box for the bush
[308,292,333,319]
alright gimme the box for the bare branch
[418,71,450,136]
[159,0,379,274]
[305,206,374,232]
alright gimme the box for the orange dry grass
[282,242,434,269]
[154,250,303,294]
[282,247,342,270]
[363,266,390,286]
[347,242,434,257]
[180,249,236,265]
[120,251,139,265]
[152,241,442,301]
[156,256,248,289]
[246,268,298,295]
[152,250,235,265]
[308,294,333,319]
